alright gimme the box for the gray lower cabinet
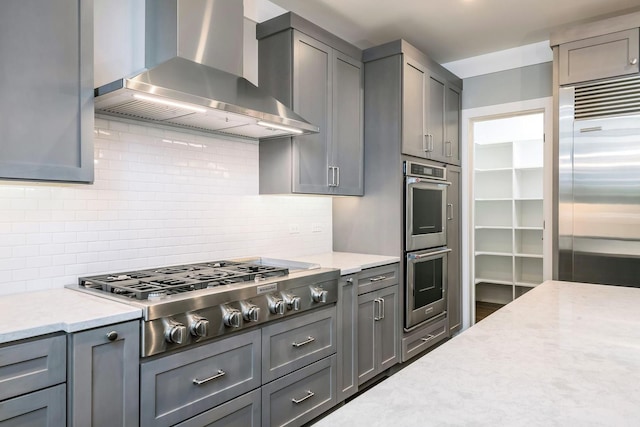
[140,329,261,427]
[257,13,364,196]
[336,274,358,402]
[0,384,66,426]
[0,0,93,182]
[262,355,337,427]
[173,389,261,427]
[446,166,462,334]
[559,28,640,85]
[262,305,336,383]
[401,316,448,361]
[68,320,140,427]
[0,334,66,426]
[357,284,399,385]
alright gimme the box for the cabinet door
[426,72,447,162]
[377,285,399,372]
[559,29,640,85]
[357,291,377,385]
[337,275,358,401]
[0,384,66,426]
[292,32,332,194]
[68,321,140,427]
[0,0,93,183]
[446,167,462,333]
[402,58,427,158]
[332,52,364,196]
[445,85,461,165]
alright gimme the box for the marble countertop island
[316,280,640,426]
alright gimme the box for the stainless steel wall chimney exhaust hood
[94,0,318,140]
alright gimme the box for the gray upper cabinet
[559,28,640,85]
[68,321,140,427]
[257,13,364,196]
[402,55,461,166]
[0,0,93,183]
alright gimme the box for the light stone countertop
[316,280,640,426]
[289,252,400,275]
[0,288,142,344]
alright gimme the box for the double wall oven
[404,161,451,330]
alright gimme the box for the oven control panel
[405,161,446,180]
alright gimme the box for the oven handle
[193,369,226,385]
[406,177,451,186]
[408,248,452,260]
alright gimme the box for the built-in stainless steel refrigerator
[558,76,640,286]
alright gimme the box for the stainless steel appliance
[405,161,449,251]
[72,258,339,357]
[405,247,451,328]
[558,76,640,286]
[404,161,451,330]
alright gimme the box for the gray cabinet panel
[401,317,447,361]
[68,321,139,427]
[402,59,427,158]
[262,305,336,383]
[357,263,399,295]
[336,275,358,402]
[0,335,65,401]
[358,284,399,385]
[332,52,364,196]
[427,73,446,162]
[292,32,332,194]
[445,86,461,165]
[0,0,93,182]
[140,329,260,427]
[446,167,462,333]
[262,355,336,427]
[0,384,66,427]
[559,29,640,85]
[174,389,261,427]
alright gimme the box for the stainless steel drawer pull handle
[292,390,315,404]
[369,275,387,282]
[193,370,226,385]
[421,334,435,343]
[292,336,315,348]
[631,58,638,65]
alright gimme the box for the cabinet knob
[631,58,638,65]
[106,331,118,341]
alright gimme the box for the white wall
[0,120,332,296]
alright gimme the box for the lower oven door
[405,247,451,330]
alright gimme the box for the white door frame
[461,96,553,329]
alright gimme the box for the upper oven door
[405,177,449,251]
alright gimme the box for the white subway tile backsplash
[0,119,333,295]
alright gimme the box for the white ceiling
[266,0,640,64]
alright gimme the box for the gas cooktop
[79,260,290,300]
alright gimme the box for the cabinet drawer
[401,316,448,362]
[174,389,261,427]
[262,355,336,427]
[140,330,261,427]
[0,383,66,426]
[262,305,336,383]
[0,334,66,401]
[357,264,399,295]
[559,29,640,85]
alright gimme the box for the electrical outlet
[289,224,300,234]
[312,223,322,233]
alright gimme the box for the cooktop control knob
[222,306,242,328]
[267,295,285,315]
[283,293,302,311]
[189,316,210,337]
[164,321,187,344]
[241,302,260,322]
[310,287,328,303]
